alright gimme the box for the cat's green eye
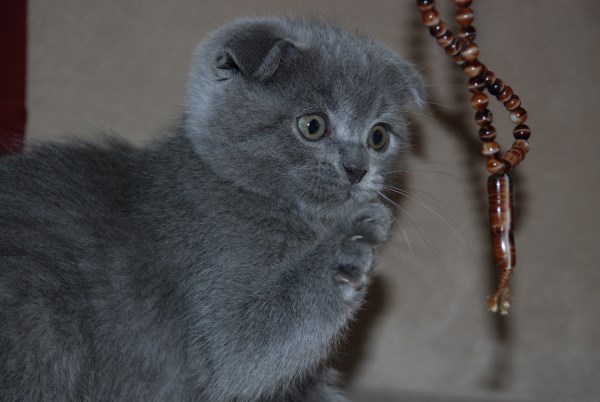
[368,124,389,151]
[297,115,327,140]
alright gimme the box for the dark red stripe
[0,0,28,154]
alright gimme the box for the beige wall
[27,1,600,401]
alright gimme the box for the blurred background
[14,0,600,401]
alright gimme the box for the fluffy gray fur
[0,17,424,401]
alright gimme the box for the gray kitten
[0,17,423,401]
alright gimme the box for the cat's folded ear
[215,22,296,82]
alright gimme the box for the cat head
[185,17,424,213]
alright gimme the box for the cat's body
[0,18,423,401]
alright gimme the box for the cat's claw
[334,273,365,291]
[334,265,369,301]
[349,203,393,246]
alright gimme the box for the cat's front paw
[346,202,393,246]
[333,203,392,301]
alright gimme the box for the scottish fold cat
[0,17,423,401]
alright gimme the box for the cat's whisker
[382,184,466,245]
[378,169,408,176]
[406,161,462,169]
[423,100,459,112]
[407,169,467,189]
[423,83,467,88]
[377,191,446,272]
[379,168,466,187]
[376,198,415,267]
[383,183,459,224]
[405,53,444,75]
[402,185,460,222]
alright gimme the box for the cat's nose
[344,164,368,184]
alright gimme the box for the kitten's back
[0,141,143,400]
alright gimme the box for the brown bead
[504,95,521,111]
[477,63,487,77]
[511,147,526,161]
[510,107,528,124]
[467,76,486,93]
[483,70,496,86]
[496,85,513,102]
[429,21,447,38]
[513,123,531,140]
[512,139,530,155]
[482,141,501,156]
[454,0,472,7]
[458,25,477,43]
[510,143,527,161]
[460,43,479,62]
[487,158,505,175]
[487,174,515,271]
[471,93,488,110]
[453,54,465,67]
[444,39,462,56]
[422,9,441,27]
[479,125,497,142]
[463,62,484,77]
[436,32,454,48]
[475,109,493,126]
[417,0,435,12]
[455,7,474,26]
[502,149,523,169]
[488,79,505,96]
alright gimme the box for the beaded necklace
[416,0,530,314]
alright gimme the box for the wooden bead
[511,147,526,161]
[453,54,465,67]
[496,85,513,102]
[482,141,501,156]
[510,143,527,160]
[460,43,479,62]
[417,0,435,12]
[475,109,493,126]
[479,125,497,142]
[502,148,523,169]
[436,32,454,47]
[458,25,477,43]
[422,9,441,27]
[467,76,486,93]
[488,79,505,96]
[455,7,475,26]
[513,123,531,140]
[471,93,488,110]
[512,139,530,155]
[429,21,448,38]
[504,95,521,111]
[487,158,505,175]
[444,39,462,56]
[454,0,472,7]
[510,107,528,124]
[487,174,516,272]
[463,62,484,77]
[483,70,496,86]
